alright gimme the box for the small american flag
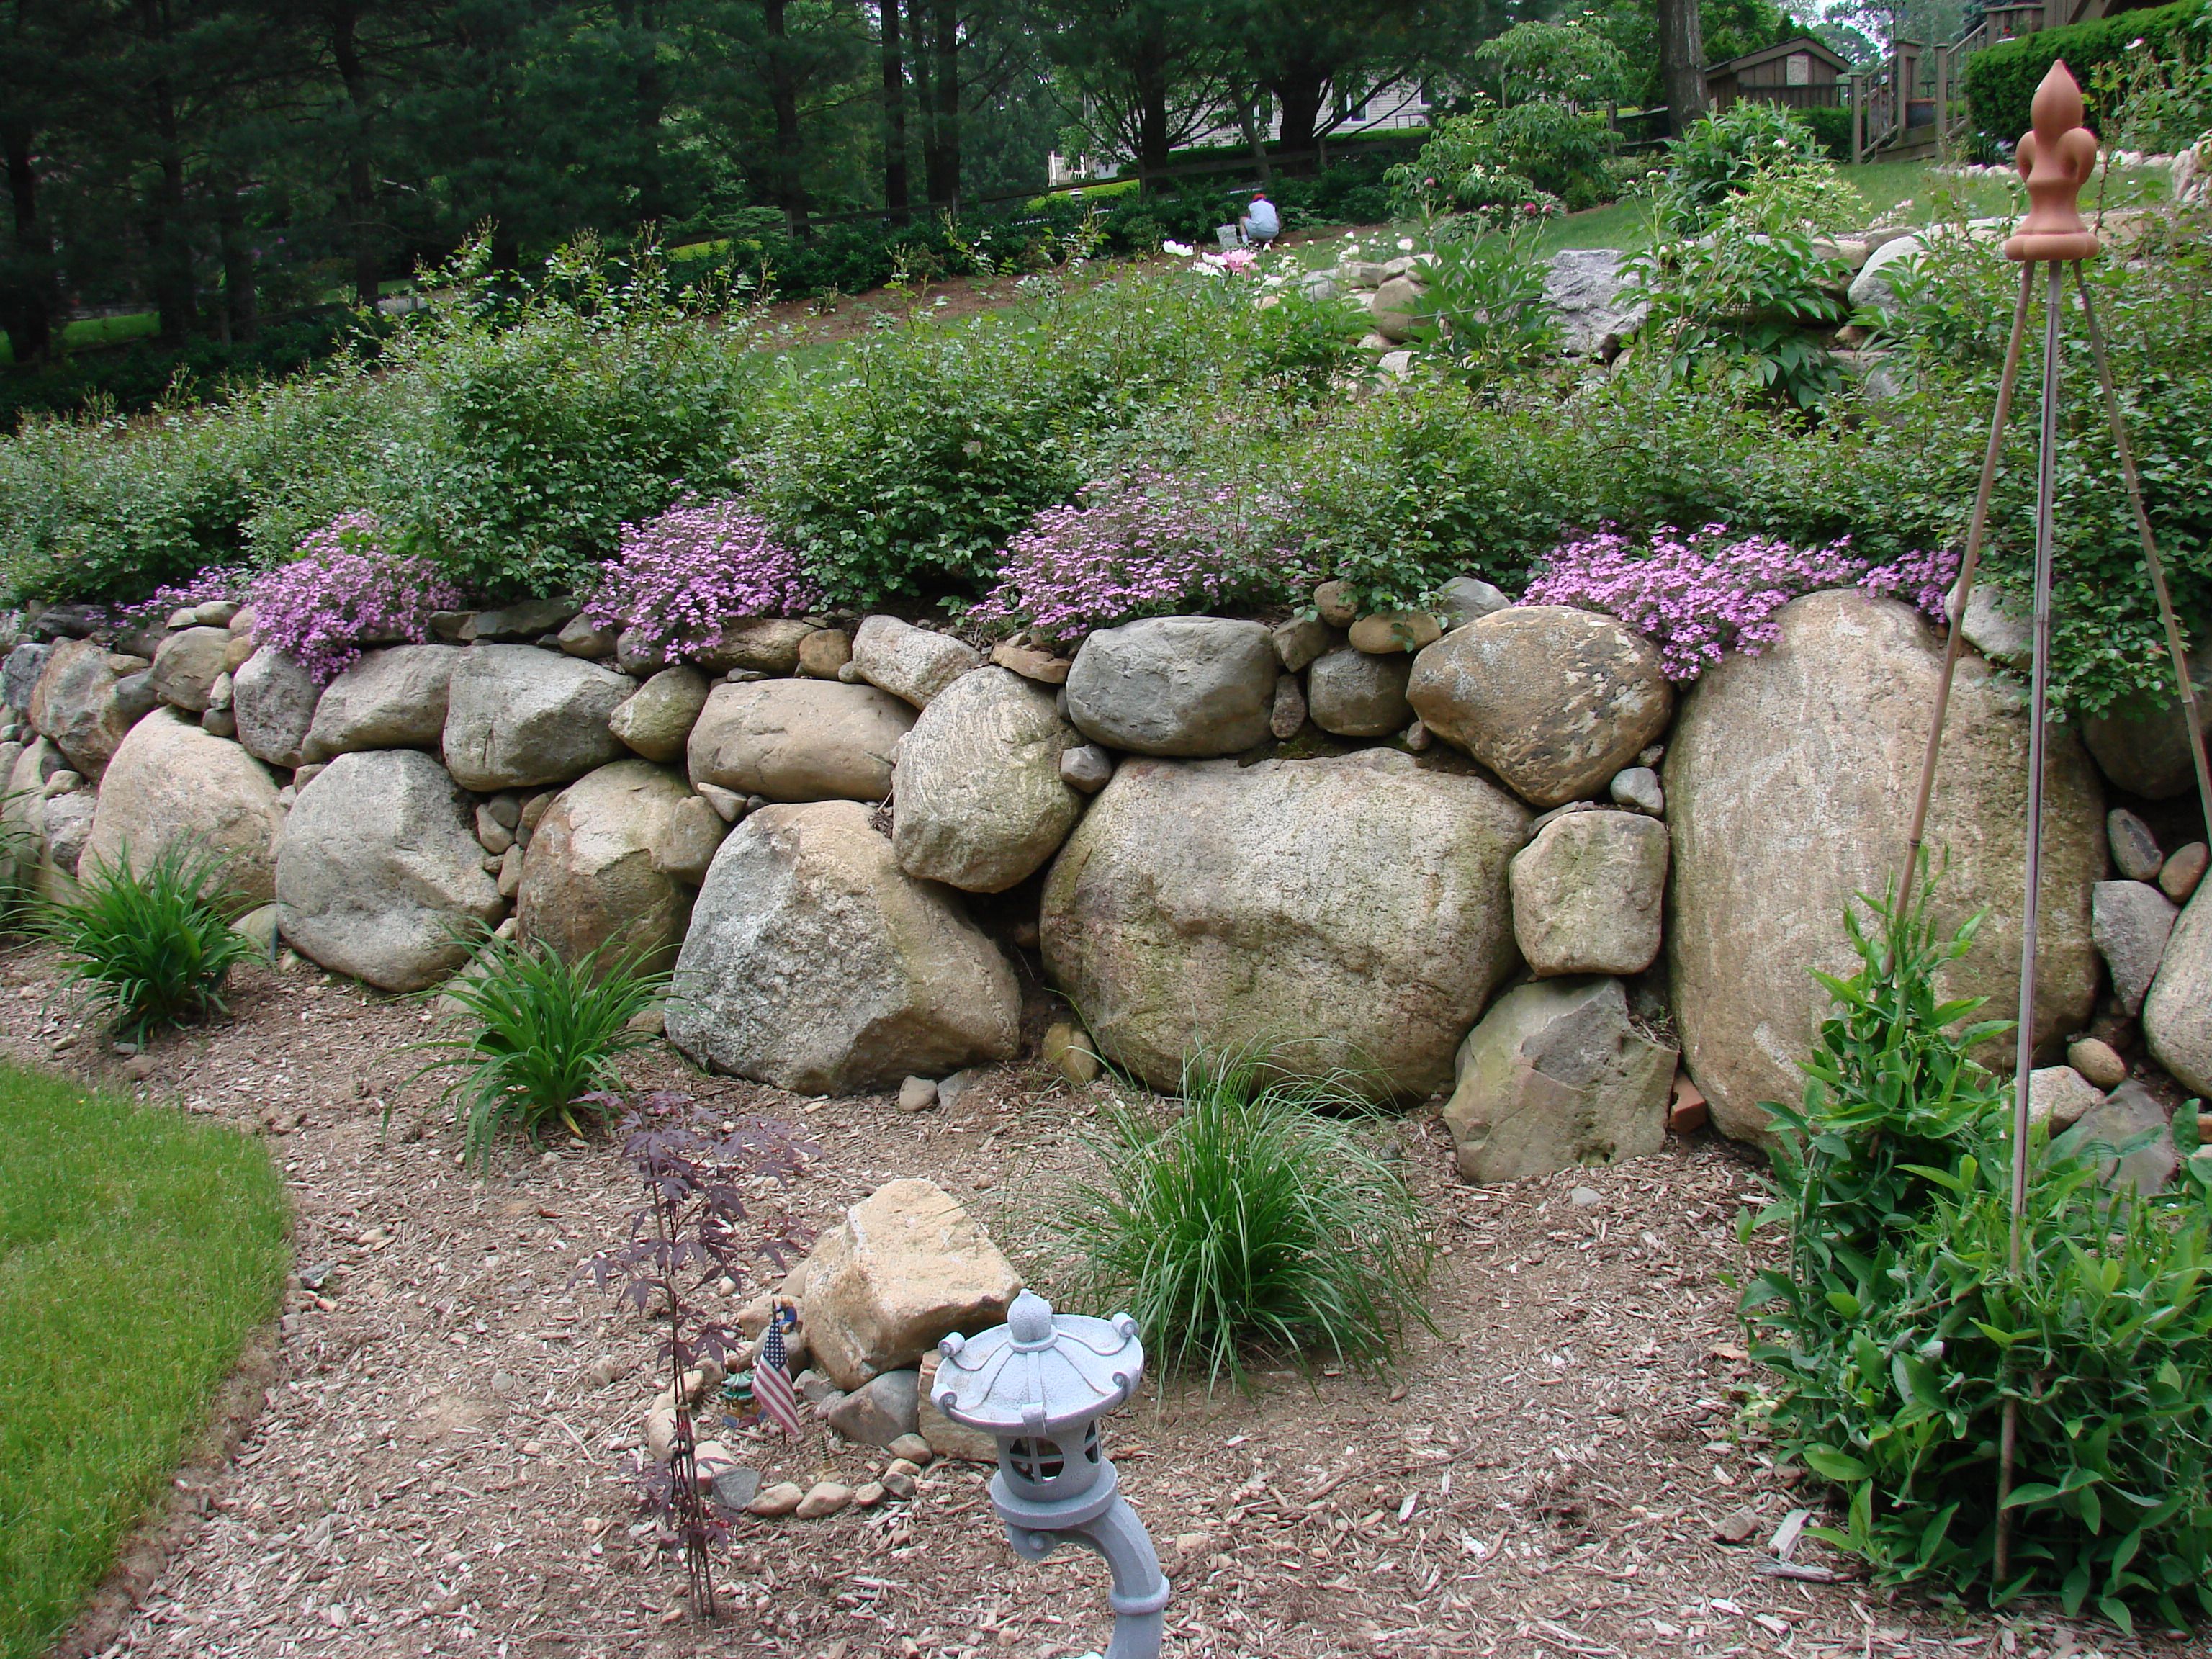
[752,1313,804,1439]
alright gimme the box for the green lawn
[0,1064,289,1659]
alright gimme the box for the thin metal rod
[1898,261,2038,902]
[2071,264,2212,842]
[1995,259,2064,1587]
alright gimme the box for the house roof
[1704,35,1854,76]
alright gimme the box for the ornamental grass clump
[1743,876,2212,1629]
[583,499,821,659]
[38,842,257,1040]
[248,513,464,683]
[1524,524,1956,680]
[971,469,1309,646]
[1055,1048,1434,1387]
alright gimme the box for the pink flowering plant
[971,469,1310,646]
[117,567,245,627]
[583,499,822,658]
[1524,523,1957,680]
[250,514,465,683]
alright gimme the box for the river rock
[800,628,853,678]
[148,626,232,713]
[1058,743,1112,793]
[1041,751,1528,1097]
[2165,842,2208,902]
[30,638,142,779]
[442,646,633,791]
[2146,881,2212,1097]
[2082,662,2212,800]
[1666,591,2104,1143]
[1510,809,1668,977]
[231,648,319,768]
[776,1178,1021,1392]
[2027,1064,2103,1133]
[1847,233,1925,310]
[891,667,1082,893]
[80,711,284,905]
[518,760,715,973]
[2093,879,2177,1016]
[2108,809,2164,881]
[463,597,577,642]
[608,667,710,765]
[4,642,50,714]
[823,1370,921,1449]
[274,749,504,991]
[851,616,982,709]
[686,680,914,803]
[692,617,817,676]
[1370,274,1425,343]
[1435,576,1511,629]
[1306,649,1412,737]
[1442,976,1676,1182]
[307,644,463,755]
[665,801,1020,1094]
[1408,608,1673,809]
[1064,616,1277,757]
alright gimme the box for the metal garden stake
[934,1290,1171,1659]
[1897,59,2212,1585]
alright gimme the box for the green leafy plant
[1741,875,2212,1628]
[1055,1047,1435,1387]
[412,933,669,1165]
[37,843,256,1040]
[1963,0,2203,150]
[1660,101,1834,236]
[1406,224,1559,386]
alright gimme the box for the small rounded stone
[2067,1036,2128,1091]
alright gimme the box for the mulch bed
[8,939,2180,1659]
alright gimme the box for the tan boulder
[685,679,914,804]
[30,638,142,778]
[81,710,284,906]
[891,667,1082,893]
[518,760,720,974]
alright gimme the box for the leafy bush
[412,934,669,1165]
[248,513,463,683]
[1963,0,2204,148]
[1405,227,1558,384]
[1055,1048,1434,1386]
[1801,104,1856,161]
[0,310,362,433]
[39,842,256,1040]
[1660,101,1833,235]
[2090,0,2212,155]
[1743,879,2212,1628]
[583,499,820,657]
[1524,524,1955,680]
[1385,99,1609,221]
[971,466,1309,644]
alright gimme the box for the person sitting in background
[1238,191,1280,248]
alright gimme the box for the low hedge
[1962,0,2202,146]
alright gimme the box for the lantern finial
[2003,60,2100,262]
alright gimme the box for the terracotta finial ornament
[2004,60,2100,261]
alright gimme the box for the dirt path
[9,940,2180,1659]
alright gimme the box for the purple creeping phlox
[583,499,821,659]
[1523,524,1957,681]
[249,513,464,684]
[117,567,245,628]
[971,469,1310,646]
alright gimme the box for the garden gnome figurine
[2003,61,2100,262]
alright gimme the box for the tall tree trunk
[1133,40,1169,186]
[139,0,195,343]
[1269,70,1328,161]
[920,0,958,208]
[763,0,809,230]
[215,180,257,343]
[1236,95,1272,185]
[0,120,55,365]
[1658,0,1708,135]
[879,0,909,221]
[327,1,382,305]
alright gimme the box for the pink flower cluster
[583,500,821,657]
[120,567,243,626]
[971,470,1307,645]
[1524,524,1957,681]
[250,513,464,684]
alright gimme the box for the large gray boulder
[1545,249,1646,356]
[4,642,51,715]
[148,626,232,714]
[2092,879,2177,1017]
[686,679,914,803]
[2082,660,2212,800]
[1442,976,1676,1183]
[80,710,284,906]
[274,749,503,991]
[1408,608,1673,809]
[1847,233,1925,311]
[518,760,718,974]
[442,645,634,791]
[1040,751,1529,1097]
[666,801,1020,1095]
[1667,590,2105,1144]
[891,667,1082,893]
[608,667,710,765]
[231,648,320,769]
[1509,809,1668,977]
[1306,648,1413,738]
[2146,881,2212,1097]
[30,638,143,779]
[850,616,983,709]
[1064,616,1277,757]
[307,644,464,755]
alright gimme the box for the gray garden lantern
[935,1290,1170,1659]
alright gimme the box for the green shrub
[1055,1048,1434,1386]
[1660,101,1833,235]
[1404,226,1559,385]
[37,842,256,1040]
[1743,877,2212,1628]
[1801,104,1856,161]
[1963,0,2204,148]
[412,933,668,1165]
